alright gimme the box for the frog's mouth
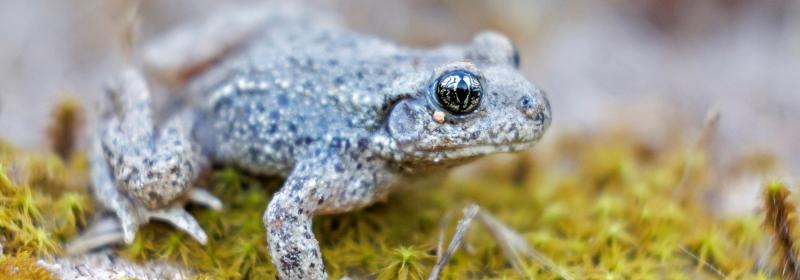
[435,141,536,155]
[401,140,539,163]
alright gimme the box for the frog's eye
[434,70,482,115]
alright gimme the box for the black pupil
[435,71,482,115]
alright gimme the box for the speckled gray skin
[89,14,551,279]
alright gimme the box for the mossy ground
[0,123,787,279]
[0,139,91,280]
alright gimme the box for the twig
[121,2,140,64]
[477,211,573,280]
[435,209,454,262]
[428,204,479,280]
[679,246,726,278]
[673,108,720,199]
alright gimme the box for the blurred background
[0,0,798,202]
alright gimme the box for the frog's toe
[108,196,143,244]
[147,207,208,244]
[119,212,140,244]
[188,188,223,210]
[65,215,125,255]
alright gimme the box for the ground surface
[0,118,784,278]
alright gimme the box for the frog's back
[190,18,414,176]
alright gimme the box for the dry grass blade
[679,246,726,278]
[435,209,454,262]
[120,2,140,64]
[764,180,800,279]
[477,211,573,280]
[428,204,479,280]
[673,108,719,199]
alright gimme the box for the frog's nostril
[518,95,535,116]
[519,96,533,108]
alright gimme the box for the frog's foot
[77,68,218,254]
[69,185,220,256]
[108,185,221,246]
[144,203,208,243]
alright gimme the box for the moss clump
[113,129,774,279]
[376,246,429,280]
[0,139,91,278]
[0,139,92,256]
[0,251,57,280]
[121,168,282,279]
[0,123,787,279]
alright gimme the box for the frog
[81,7,551,279]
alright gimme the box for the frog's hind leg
[84,136,141,246]
[139,4,274,87]
[84,68,220,250]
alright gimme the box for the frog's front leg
[265,150,394,279]
[93,68,220,244]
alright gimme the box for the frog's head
[385,32,551,165]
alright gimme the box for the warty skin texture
[88,15,551,279]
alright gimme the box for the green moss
[0,126,787,279]
[0,140,92,277]
[376,246,428,280]
[0,140,92,255]
[0,251,57,280]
